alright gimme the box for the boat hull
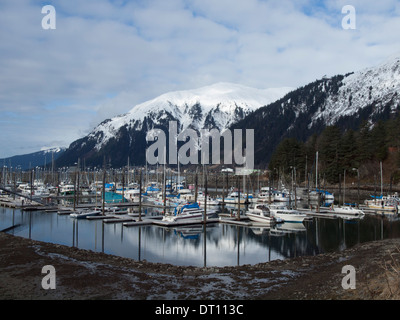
[331,207,364,215]
[270,210,306,223]
[245,212,275,224]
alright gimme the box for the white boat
[256,190,274,203]
[330,206,364,215]
[365,194,400,212]
[245,204,278,224]
[197,192,220,206]
[70,209,101,219]
[222,191,249,204]
[60,184,75,196]
[269,205,307,223]
[19,184,33,197]
[33,186,50,198]
[273,190,290,202]
[121,188,141,203]
[162,202,215,223]
[176,188,196,202]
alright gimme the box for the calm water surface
[1,206,400,267]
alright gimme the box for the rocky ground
[1,232,400,302]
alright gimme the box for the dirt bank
[1,232,400,300]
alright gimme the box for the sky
[1,0,400,158]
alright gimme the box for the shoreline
[1,232,400,300]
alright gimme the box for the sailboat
[365,162,400,212]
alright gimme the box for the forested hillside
[268,113,400,185]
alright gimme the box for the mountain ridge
[231,54,400,166]
[0,147,66,171]
[57,82,293,167]
[56,53,400,168]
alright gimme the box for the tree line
[268,112,400,185]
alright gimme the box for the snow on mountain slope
[89,82,293,150]
[57,54,400,167]
[310,54,400,126]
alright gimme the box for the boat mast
[316,151,319,213]
[163,146,166,213]
[178,151,180,191]
[380,161,383,196]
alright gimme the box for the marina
[1,167,400,267]
[1,196,400,267]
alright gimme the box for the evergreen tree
[340,129,358,170]
[370,120,388,162]
[268,138,305,180]
[318,126,342,183]
[356,120,374,162]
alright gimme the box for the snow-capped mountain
[57,54,400,168]
[232,54,400,165]
[310,54,400,127]
[88,82,293,151]
[57,83,293,167]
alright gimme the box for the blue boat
[104,191,128,204]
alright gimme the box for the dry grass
[381,246,400,298]
[365,245,400,299]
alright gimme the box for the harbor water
[1,205,400,267]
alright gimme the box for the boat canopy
[174,202,200,216]
[315,189,333,195]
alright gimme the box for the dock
[103,217,137,224]
[152,217,220,227]
[303,211,339,219]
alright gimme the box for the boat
[104,191,128,204]
[162,202,215,223]
[329,205,364,216]
[197,191,220,206]
[221,191,250,204]
[273,189,290,202]
[309,189,334,201]
[32,186,50,198]
[19,184,33,197]
[268,205,307,223]
[122,188,141,203]
[245,204,278,224]
[365,194,400,212]
[70,209,101,219]
[60,184,75,196]
[145,182,162,195]
[176,188,196,202]
[150,192,183,207]
[255,187,273,203]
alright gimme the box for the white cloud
[0,0,400,158]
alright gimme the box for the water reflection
[1,206,400,267]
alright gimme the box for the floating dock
[103,217,137,224]
[123,217,220,227]
[218,216,253,226]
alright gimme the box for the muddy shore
[1,232,400,301]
